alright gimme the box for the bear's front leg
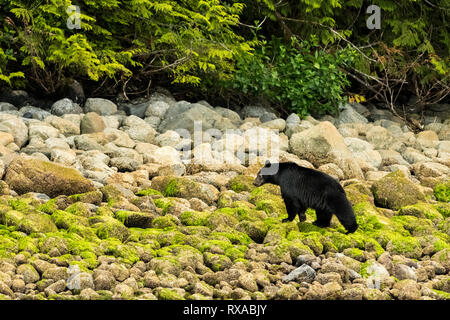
[312,208,332,228]
[282,201,298,223]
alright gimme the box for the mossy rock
[148,256,182,276]
[114,210,154,228]
[434,181,450,202]
[99,238,139,264]
[65,202,92,218]
[434,203,450,218]
[95,206,114,217]
[209,230,252,245]
[52,210,89,229]
[398,202,444,221]
[227,175,257,193]
[7,198,36,214]
[386,235,422,259]
[371,170,426,210]
[91,216,130,242]
[203,252,233,271]
[151,176,219,205]
[157,230,187,247]
[391,215,434,237]
[68,191,103,205]
[153,198,174,215]
[38,199,59,214]
[205,210,239,230]
[431,248,450,269]
[180,210,211,227]
[152,215,178,230]
[438,219,450,236]
[1,210,58,234]
[235,220,268,243]
[4,156,95,197]
[135,188,163,197]
[249,186,286,218]
[156,288,185,300]
[344,182,374,206]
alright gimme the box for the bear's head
[253,160,279,187]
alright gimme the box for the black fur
[254,161,358,234]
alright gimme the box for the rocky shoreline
[0,90,448,300]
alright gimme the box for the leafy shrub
[232,36,356,116]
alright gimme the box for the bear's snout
[253,176,264,187]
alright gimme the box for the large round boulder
[4,156,95,197]
[289,121,363,179]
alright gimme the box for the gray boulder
[51,98,83,116]
[158,102,236,133]
[282,264,316,283]
[84,98,117,115]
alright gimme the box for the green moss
[68,190,102,205]
[371,170,426,210]
[205,210,240,230]
[386,235,422,259]
[391,215,434,236]
[154,198,174,215]
[156,288,185,300]
[209,230,252,245]
[432,289,450,300]
[224,246,246,261]
[344,182,374,206]
[51,210,89,230]
[180,211,211,226]
[249,186,286,218]
[235,220,268,243]
[99,238,140,264]
[343,248,365,260]
[95,206,114,217]
[67,225,98,241]
[157,230,187,247]
[38,199,59,214]
[164,179,179,197]
[228,175,256,193]
[136,188,163,197]
[364,238,385,257]
[8,198,34,213]
[114,210,153,228]
[91,216,130,242]
[65,202,92,217]
[203,252,232,271]
[152,215,178,229]
[434,203,450,218]
[398,202,443,221]
[434,181,450,202]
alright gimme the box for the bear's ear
[265,160,271,166]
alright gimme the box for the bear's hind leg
[312,208,332,228]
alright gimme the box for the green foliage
[232,36,355,116]
[0,0,255,92]
[238,0,449,108]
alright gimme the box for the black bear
[253,161,358,234]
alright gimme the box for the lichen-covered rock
[371,170,426,210]
[4,156,95,197]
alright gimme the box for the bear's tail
[330,194,358,234]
